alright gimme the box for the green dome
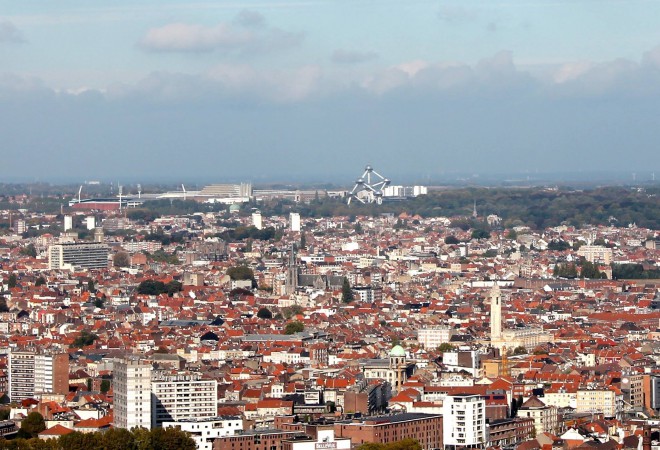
[390,345,405,357]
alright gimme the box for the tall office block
[63,215,73,232]
[114,359,152,430]
[290,213,301,232]
[9,351,69,402]
[48,242,109,270]
[151,371,217,427]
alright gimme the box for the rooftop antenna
[182,184,186,201]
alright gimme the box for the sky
[1,0,660,184]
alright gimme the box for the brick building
[214,430,302,450]
[334,413,443,450]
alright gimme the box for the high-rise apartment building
[114,359,152,430]
[48,242,109,270]
[8,351,68,402]
[151,371,217,427]
[289,213,301,232]
[443,394,487,449]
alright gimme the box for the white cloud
[139,12,303,54]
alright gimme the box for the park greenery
[0,425,195,450]
[217,225,282,242]
[71,330,98,348]
[227,266,256,286]
[136,280,183,297]
[284,321,305,334]
[257,186,660,230]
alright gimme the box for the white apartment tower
[9,351,69,402]
[290,212,301,232]
[151,371,218,427]
[114,359,152,430]
[8,351,35,402]
[252,212,263,230]
[443,394,487,449]
[63,215,73,231]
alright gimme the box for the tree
[136,280,167,295]
[100,379,110,394]
[257,307,273,319]
[87,279,96,293]
[354,222,363,234]
[282,304,304,319]
[35,276,46,287]
[113,251,130,268]
[471,229,490,240]
[20,243,37,258]
[437,343,456,353]
[20,411,46,438]
[0,297,8,313]
[72,330,98,348]
[227,265,256,287]
[300,232,306,249]
[341,277,354,303]
[8,273,17,289]
[506,228,518,240]
[165,280,182,297]
[150,426,197,450]
[284,321,304,335]
[86,378,92,391]
[513,346,527,355]
[444,235,459,245]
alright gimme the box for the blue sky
[1,0,660,183]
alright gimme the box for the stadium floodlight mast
[347,165,391,205]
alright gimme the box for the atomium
[347,165,391,205]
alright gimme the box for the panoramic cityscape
[1,1,660,450]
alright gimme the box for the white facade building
[252,212,263,230]
[442,394,486,449]
[48,242,109,270]
[114,359,152,430]
[63,215,73,231]
[163,416,243,450]
[417,326,454,349]
[8,351,35,402]
[151,372,218,427]
[290,213,301,232]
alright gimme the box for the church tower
[490,283,502,341]
[285,244,298,295]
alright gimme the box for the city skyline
[1,0,660,181]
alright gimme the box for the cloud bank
[139,11,303,54]
[1,46,660,181]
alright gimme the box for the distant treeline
[2,186,658,231]
[259,186,660,230]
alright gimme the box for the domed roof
[390,345,406,357]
